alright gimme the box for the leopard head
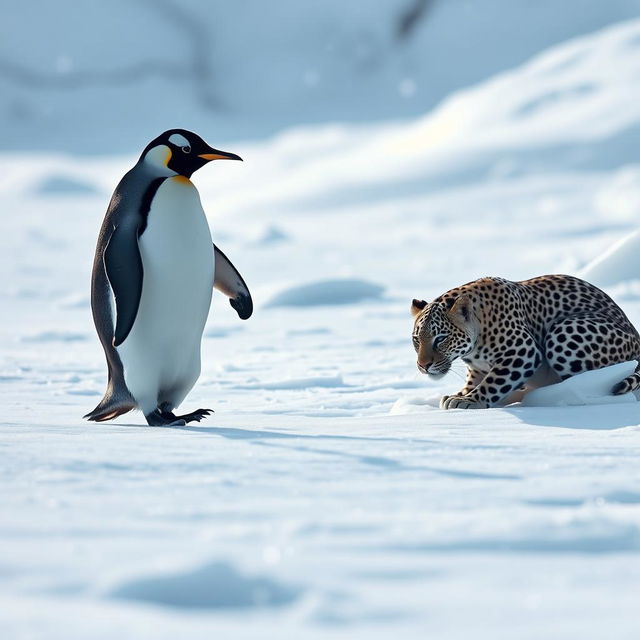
[410,295,478,378]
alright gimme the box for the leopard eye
[433,334,447,350]
[412,336,419,350]
[181,145,191,154]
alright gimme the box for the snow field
[2,17,640,639]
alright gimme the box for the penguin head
[140,129,242,177]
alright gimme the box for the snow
[391,363,640,411]
[265,279,385,307]
[3,12,640,640]
[110,560,300,610]
[3,0,640,153]
[523,362,638,407]
[581,229,640,286]
[34,175,100,196]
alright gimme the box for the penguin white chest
[117,176,214,413]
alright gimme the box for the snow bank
[580,230,640,287]
[356,18,640,185]
[265,279,384,307]
[389,394,441,414]
[523,361,638,406]
[4,0,639,152]
[188,18,640,223]
[34,175,100,196]
[239,375,346,390]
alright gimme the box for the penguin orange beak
[198,149,243,162]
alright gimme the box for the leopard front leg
[442,346,542,410]
[440,367,484,409]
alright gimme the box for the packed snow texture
[3,12,640,640]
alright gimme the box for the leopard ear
[448,294,472,325]
[411,298,428,316]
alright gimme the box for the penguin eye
[181,145,191,154]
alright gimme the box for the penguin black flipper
[104,220,144,346]
[213,244,253,320]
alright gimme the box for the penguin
[84,129,252,426]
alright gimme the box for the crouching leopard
[411,275,640,409]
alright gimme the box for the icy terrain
[3,18,640,640]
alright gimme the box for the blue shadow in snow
[166,425,521,479]
[504,404,640,430]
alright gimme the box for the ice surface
[2,15,640,640]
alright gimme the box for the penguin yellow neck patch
[172,175,192,186]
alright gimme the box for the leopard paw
[441,395,488,410]
[439,395,452,409]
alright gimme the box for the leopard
[411,274,640,409]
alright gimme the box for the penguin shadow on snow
[162,424,521,479]
[110,422,419,471]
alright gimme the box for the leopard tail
[611,360,640,395]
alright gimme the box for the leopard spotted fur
[411,275,640,409]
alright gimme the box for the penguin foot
[145,409,187,427]
[160,408,214,424]
[180,408,214,423]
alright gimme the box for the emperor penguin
[84,129,252,426]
